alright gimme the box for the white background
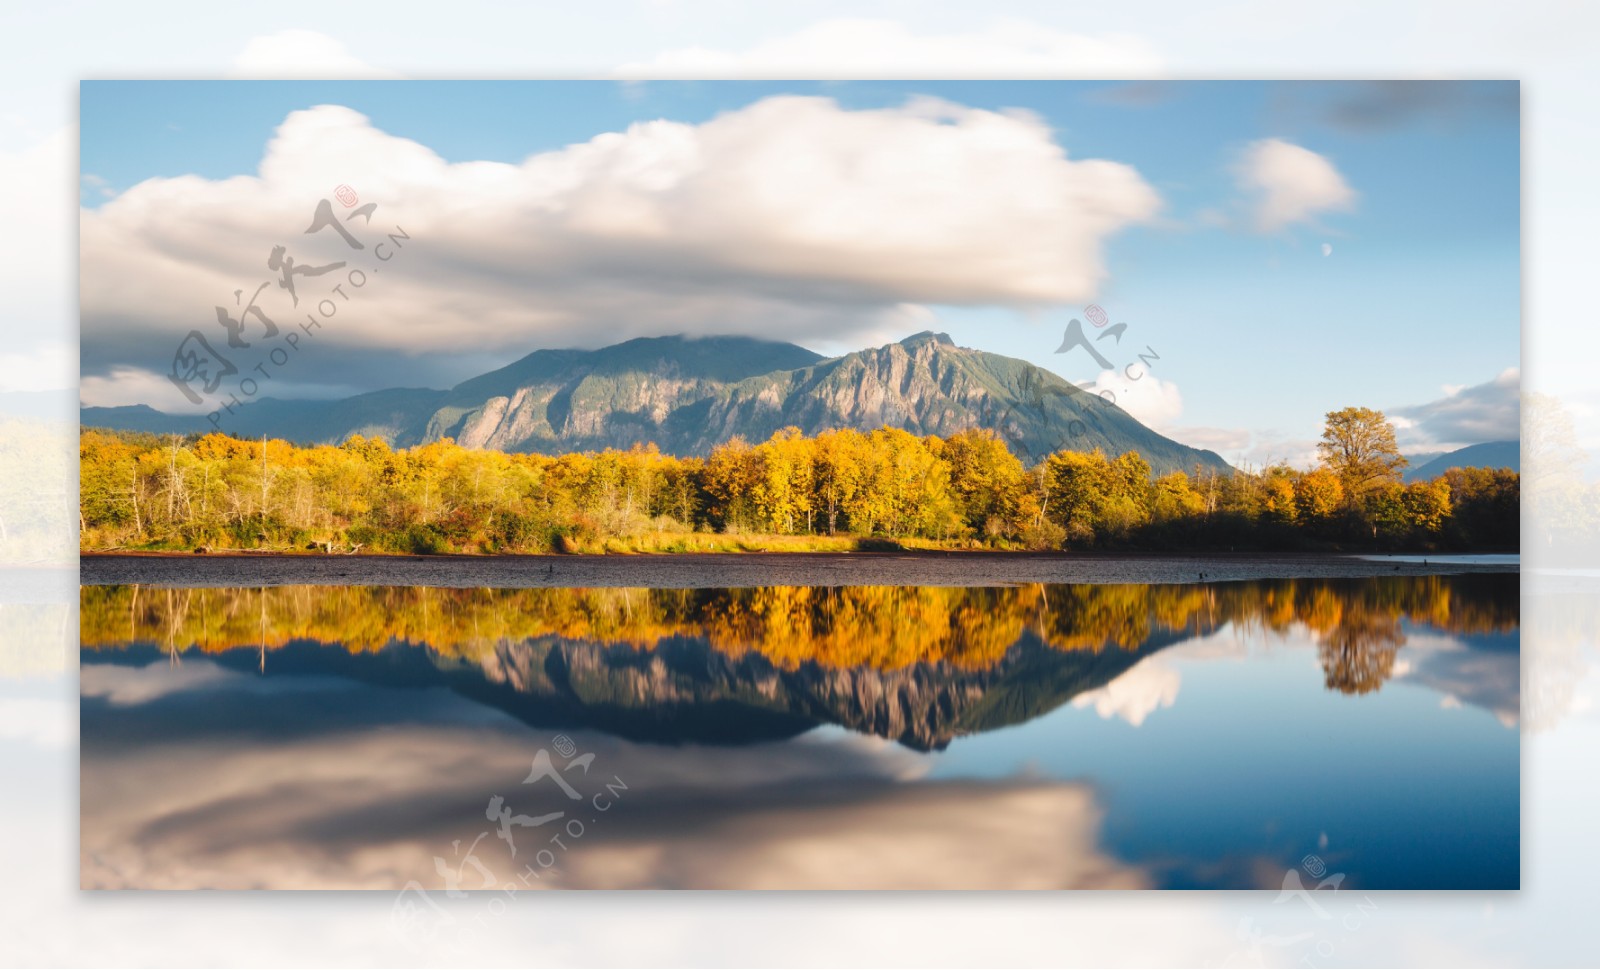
[2,2,1595,966]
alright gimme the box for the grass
[81,530,1010,556]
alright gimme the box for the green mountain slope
[1403,440,1520,482]
[82,332,1230,474]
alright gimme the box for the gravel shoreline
[79,551,1519,589]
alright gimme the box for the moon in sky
[1321,243,1334,257]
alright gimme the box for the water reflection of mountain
[485,628,1209,750]
[88,629,1189,750]
[79,576,1518,750]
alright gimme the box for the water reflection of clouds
[73,574,1527,890]
[1070,655,1180,727]
[1391,631,1522,728]
[1080,615,1520,729]
[81,682,1146,890]
[80,659,242,706]
[82,618,1527,889]
[560,778,1146,890]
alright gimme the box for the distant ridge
[81,332,1231,476]
[1404,440,1519,482]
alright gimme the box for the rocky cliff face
[427,332,1228,473]
[81,332,1231,474]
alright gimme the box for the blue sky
[79,80,1520,463]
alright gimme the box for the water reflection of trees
[1317,613,1404,695]
[80,576,1516,692]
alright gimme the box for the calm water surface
[79,575,1519,889]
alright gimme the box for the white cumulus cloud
[81,97,1160,404]
[1081,368,1184,430]
[1234,138,1356,232]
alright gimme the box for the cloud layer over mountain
[80,98,1160,409]
[1391,367,1520,449]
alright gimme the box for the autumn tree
[1152,471,1204,523]
[80,430,143,539]
[1402,479,1453,536]
[1318,407,1407,507]
[77,419,1515,555]
[1261,466,1300,526]
[942,428,1030,539]
[1440,467,1518,548]
[1043,449,1115,546]
[1099,451,1155,539]
[862,428,959,539]
[754,428,816,534]
[1294,468,1344,524]
[812,429,868,535]
[1363,482,1411,542]
[702,436,764,533]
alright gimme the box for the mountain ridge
[1404,440,1519,482]
[81,332,1231,475]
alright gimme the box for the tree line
[79,406,1517,554]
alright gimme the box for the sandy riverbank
[79,550,1518,588]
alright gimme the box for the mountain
[86,629,1181,752]
[1403,450,1445,470]
[82,390,449,443]
[81,332,1231,475]
[1404,440,1520,482]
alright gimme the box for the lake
[79,572,1519,890]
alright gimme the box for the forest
[79,407,1518,555]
